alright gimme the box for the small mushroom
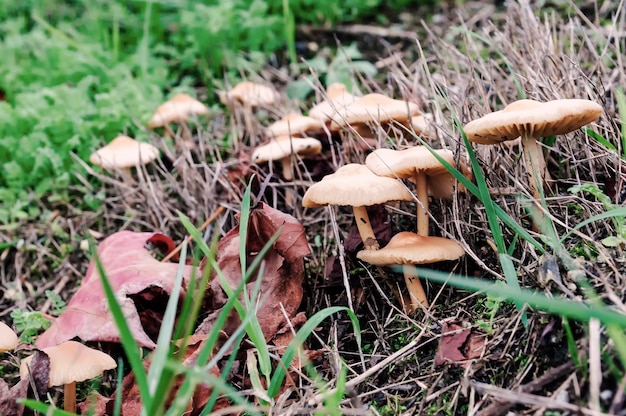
[302,163,413,250]
[463,98,602,200]
[89,135,159,176]
[20,341,117,413]
[252,136,322,205]
[0,322,18,352]
[329,93,420,131]
[265,113,324,138]
[309,83,359,122]
[357,232,465,311]
[147,93,209,149]
[220,81,280,108]
[146,93,209,129]
[365,147,463,236]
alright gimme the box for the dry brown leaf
[435,320,486,368]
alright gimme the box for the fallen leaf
[435,320,486,368]
[1,350,50,416]
[37,231,195,349]
[192,202,310,355]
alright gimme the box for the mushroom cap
[357,231,465,265]
[252,137,322,164]
[89,135,159,170]
[222,81,279,107]
[408,114,436,138]
[329,93,421,130]
[147,93,209,128]
[20,341,117,387]
[365,147,459,199]
[265,113,324,138]
[463,98,603,144]
[302,163,413,207]
[309,83,358,122]
[0,322,18,352]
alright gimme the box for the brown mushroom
[89,135,159,176]
[357,232,465,310]
[0,322,18,352]
[253,136,322,205]
[302,163,413,250]
[20,341,117,413]
[365,147,461,236]
[146,93,209,129]
[265,113,324,138]
[463,98,602,200]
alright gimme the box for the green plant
[569,183,626,248]
[286,44,378,100]
[475,290,504,335]
[10,310,51,344]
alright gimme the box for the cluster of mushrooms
[87,82,604,313]
[15,81,602,408]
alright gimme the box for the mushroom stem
[402,264,429,310]
[414,171,429,236]
[521,135,547,201]
[64,381,77,413]
[280,156,296,206]
[352,206,379,250]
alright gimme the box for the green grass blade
[20,400,75,415]
[412,267,626,327]
[559,207,626,242]
[145,241,190,415]
[615,87,626,158]
[267,306,361,398]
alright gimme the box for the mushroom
[265,113,324,138]
[0,322,18,352]
[20,341,117,413]
[220,81,280,108]
[365,147,462,236]
[329,93,420,131]
[146,93,209,129]
[89,135,160,176]
[253,136,322,205]
[302,163,413,250]
[147,93,209,149]
[463,98,602,200]
[309,82,358,122]
[357,232,465,310]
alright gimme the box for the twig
[306,332,425,407]
[161,206,226,263]
[475,361,577,416]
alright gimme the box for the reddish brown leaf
[194,202,310,350]
[435,320,486,368]
[1,350,50,416]
[37,231,195,349]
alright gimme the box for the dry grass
[2,0,626,414]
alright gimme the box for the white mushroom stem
[521,135,548,201]
[352,206,379,250]
[280,156,296,206]
[65,381,77,413]
[414,172,429,236]
[402,265,429,310]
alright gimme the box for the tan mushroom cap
[302,163,413,207]
[365,147,459,199]
[89,135,159,170]
[309,83,358,122]
[222,81,279,107]
[147,93,209,128]
[265,113,324,138]
[408,114,436,138]
[0,322,18,352]
[252,137,322,164]
[20,341,117,387]
[464,98,603,144]
[329,93,421,130]
[357,231,465,265]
